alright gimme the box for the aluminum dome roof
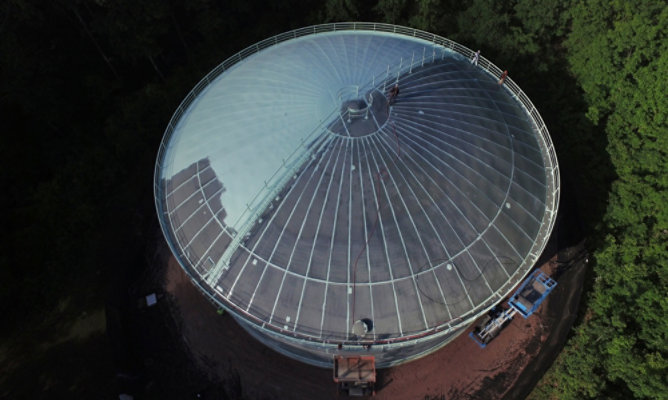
[155,24,559,343]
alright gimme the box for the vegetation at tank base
[1,0,665,398]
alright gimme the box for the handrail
[154,22,560,346]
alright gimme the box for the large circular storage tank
[154,23,559,368]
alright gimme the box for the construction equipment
[469,307,517,348]
[508,270,557,318]
[333,355,376,397]
[469,270,557,348]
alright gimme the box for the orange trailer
[333,355,376,397]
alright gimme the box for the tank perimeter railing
[154,22,560,346]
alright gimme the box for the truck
[333,355,376,397]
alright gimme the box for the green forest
[1,0,665,398]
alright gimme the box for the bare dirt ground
[161,239,587,400]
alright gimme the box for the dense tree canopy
[1,0,665,398]
[528,2,667,398]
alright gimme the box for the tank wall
[233,315,470,368]
[155,22,559,371]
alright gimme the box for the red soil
[165,255,562,400]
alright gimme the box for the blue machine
[468,307,516,348]
[508,270,557,318]
[469,270,557,348]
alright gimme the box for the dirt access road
[163,242,586,400]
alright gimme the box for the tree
[531,1,668,398]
